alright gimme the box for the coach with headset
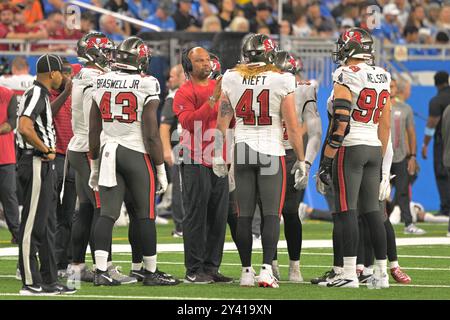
[173,46,232,284]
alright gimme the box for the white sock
[131,263,142,271]
[262,264,272,273]
[333,266,344,274]
[71,263,85,272]
[390,260,399,269]
[289,260,299,268]
[343,257,357,279]
[272,260,278,267]
[107,261,113,268]
[94,250,109,272]
[363,267,374,276]
[356,264,364,271]
[143,255,157,273]
[375,259,387,276]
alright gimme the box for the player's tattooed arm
[142,99,164,165]
[89,100,102,160]
[215,92,233,158]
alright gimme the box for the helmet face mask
[114,37,151,73]
[77,32,114,70]
[242,34,278,64]
[332,28,374,65]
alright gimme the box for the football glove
[291,160,309,190]
[156,164,168,195]
[88,159,100,192]
[318,156,333,186]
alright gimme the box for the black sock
[332,213,343,267]
[236,217,253,267]
[93,215,115,253]
[71,202,93,263]
[357,215,365,266]
[282,212,302,261]
[138,219,157,257]
[261,215,280,266]
[363,211,387,260]
[128,215,143,263]
[384,218,398,262]
[336,210,359,257]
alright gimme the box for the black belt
[18,148,46,157]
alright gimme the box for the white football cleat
[288,261,303,282]
[258,266,279,288]
[325,274,359,288]
[240,267,256,287]
[367,272,389,289]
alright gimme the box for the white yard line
[2,237,450,257]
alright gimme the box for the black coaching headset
[181,46,199,78]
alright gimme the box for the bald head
[188,47,211,81]
[168,64,186,90]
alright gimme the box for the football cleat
[107,265,137,284]
[324,274,359,288]
[94,269,121,286]
[367,273,389,289]
[258,266,279,288]
[311,269,337,285]
[390,266,411,284]
[240,267,256,287]
[143,269,180,286]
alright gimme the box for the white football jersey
[222,66,296,156]
[283,81,318,150]
[92,71,160,153]
[332,62,391,147]
[68,67,103,152]
[0,74,35,103]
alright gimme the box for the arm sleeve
[382,132,393,176]
[6,94,17,129]
[303,101,322,164]
[173,87,212,132]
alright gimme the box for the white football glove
[212,156,228,178]
[379,174,395,201]
[291,160,308,190]
[156,164,168,195]
[88,159,100,192]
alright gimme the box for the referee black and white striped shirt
[17,80,56,150]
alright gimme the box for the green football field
[1,220,450,300]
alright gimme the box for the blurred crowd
[0,0,449,52]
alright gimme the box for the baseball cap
[434,71,449,86]
[36,54,63,73]
[383,3,400,16]
[159,1,174,14]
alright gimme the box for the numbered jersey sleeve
[332,65,363,95]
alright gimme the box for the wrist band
[424,126,435,137]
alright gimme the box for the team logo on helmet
[138,44,149,59]
[86,36,109,50]
[263,38,276,53]
[288,56,297,69]
[343,30,362,44]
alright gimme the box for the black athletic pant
[433,140,450,216]
[391,158,413,226]
[68,150,103,264]
[280,149,303,262]
[332,145,386,260]
[54,154,77,270]
[180,159,229,275]
[0,164,20,241]
[234,143,285,267]
[18,154,57,286]
[171,164,184,233]
[94,145,158,264]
